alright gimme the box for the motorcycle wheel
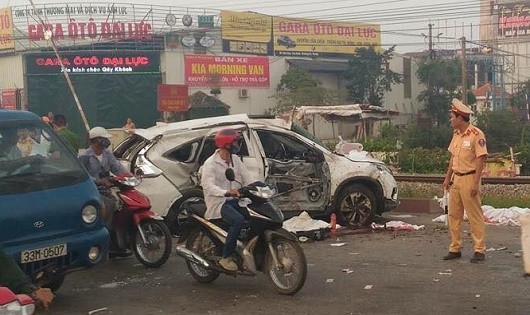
[185,229,220,283]
[132,219,172,268]
[265,238,307,295]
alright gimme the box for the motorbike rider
[79,126,131,257]
[201,128,257,271]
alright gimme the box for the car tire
[335,184,377,227]
[166,188,204,235]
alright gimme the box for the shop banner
[158,84,188,112]
[25,51,160,75]
[221,10,273,55]
[184,54,270,88]
[0,7,14,50]
[1,89,16,109]
[273,16,380,57]
[498,2,530,37]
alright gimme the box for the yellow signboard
[273,16,380,56]
[221,10,272,43]
[0,7,14,50]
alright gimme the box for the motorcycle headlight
[82,205,98,224]
[252,186,275,199]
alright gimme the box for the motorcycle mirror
[225,168,235,181]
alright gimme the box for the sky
[0,0,483,53]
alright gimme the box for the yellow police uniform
[447,99,488,255]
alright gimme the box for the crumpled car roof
[134,114,292,141]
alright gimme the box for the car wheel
[335,184,377,227]
[166,188,204,235]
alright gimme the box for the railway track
[394,174,530,185]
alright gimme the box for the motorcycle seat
[187,203,207,217]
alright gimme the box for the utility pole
[461,37,467,104]
[428,23,434,59]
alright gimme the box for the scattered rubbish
[486,247,496,252]
[438,272,452,275]
[330,242,347,247]
[88,308,108,315]
[326,278,334,283]
[99,281,126,289]
[342,268,354,274]
[398,263,407,266]
[475,294,481,298]
[514,253,522,258]
[298,236,311,243]
[371,221,425,231]
[496,246,508,251]
[432,278,440,282]
[349,252,360,255]
[283,211,333,241]
[364,285,373,290]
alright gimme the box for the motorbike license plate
[21,244,67,263]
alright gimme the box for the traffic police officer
[442,98,488,263]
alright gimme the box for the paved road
[51,213,530,315]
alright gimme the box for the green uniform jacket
[0,243,32,294]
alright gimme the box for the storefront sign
[221,10,273,55]
[157,84,189,112]
[498,1,530,37]
[25,51,160,75]
[184,54,270,88]
[0,7,14,50]
[1,89,17,109]
[273,16,380,56]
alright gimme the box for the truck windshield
[0,122,87,195]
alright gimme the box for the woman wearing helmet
[201,128,257,271]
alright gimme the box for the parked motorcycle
[176,169,307,295]
[107,174,172,268]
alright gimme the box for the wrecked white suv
[114,114,399,232]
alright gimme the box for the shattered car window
[256,130,308,160]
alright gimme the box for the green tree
[271,68,345,115]
[343,45,402,106]
[509,79,530,110]
[416,58,461,126]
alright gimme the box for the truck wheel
[335,184,377,227]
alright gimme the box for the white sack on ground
[432,206,530,226]
[282,211,332,232]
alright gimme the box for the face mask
[100,138,111,149]
[229,138,241,154]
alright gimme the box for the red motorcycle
[0,287,35,315]
[109,174,172,268]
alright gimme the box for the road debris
[342,268,354,274]
[371,220,425,231]
[88,307,108,315]
[364,285,373,290]
[330,242,347,247]
[326,278,334,283]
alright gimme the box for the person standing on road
[52,114,81,153]
[442,98,488,263]
[201,128,256,271]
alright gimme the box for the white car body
[114,114,399,229]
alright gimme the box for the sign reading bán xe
[184,54,270,88]
[25,51,160,75]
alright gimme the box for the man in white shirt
[201,128,256,271]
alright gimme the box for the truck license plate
[21,244,67,263]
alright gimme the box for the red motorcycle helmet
[214,128,241,149]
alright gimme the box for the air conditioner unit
[238,89,249,99]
